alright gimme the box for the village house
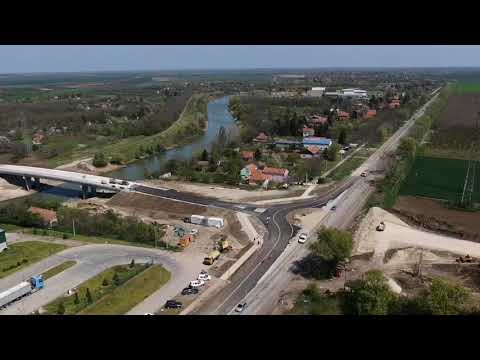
[241,151,255,161]
[240,164,289,184]
[303,137,332,150]
[308,115,328,126]
[302,126,315,138]
[389,98,401,109]
[32,133,45,145]
[304,145,322,157]
[363,109,377,119]
[262,167,289,183]
[338,111,350,121]
[29,207,58,228]
[254,132,269,143]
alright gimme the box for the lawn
[41,261,77,280]
[43,263,148,315]
[400,156,480,203]
[0,241,68,279]
[455,82,480,94]
[328,156,365,181]
[79,265,170,315]
[0,223,25,232]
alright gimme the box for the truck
[188,215,224,229]
[0,228,7,253]
[0,275,44,309]
[203,250,220,265]
[218,239,233,253]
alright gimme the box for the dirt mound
[385,247,440,266]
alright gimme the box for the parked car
[198,273,211,281]
[331,205,337,211]
[144,313,154,315]
[298,233,308,244]
[361,171,368,177]
[182,287,199,295]
[235,302,247,313]
[190,229,199,236]
[164,300,183,309]
[190,279,205,288]
[200,269,208,275]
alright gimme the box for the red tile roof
[306,145,321,155]
[364,109,377,118]
[263,167,288,176]
[310,115,328,124]
[245,163,258,171]
[250,169,267,182]
[256,132,268,141]
[338,111,350,118]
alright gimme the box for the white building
[324,88,368,99]
[307,87,326,97]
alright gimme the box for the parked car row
[163,270,212,310]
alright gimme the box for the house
[363,109,377,119]
[309,115,328,126]
[28,207,58,228]
[32,133,45,145]
[249,168,267,184]
[389,99,401,109]
[338,111,350,121]
[240,163,258,181]
[305,145,321,157]
[262,167,289,183]
[241,151,255,161]
[306,87,325,97]
[303,137,332,150]
[254,132,268,142]
[302,126,315,138]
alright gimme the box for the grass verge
[0,241,68,279]
[41,261,77,280]
[328,156,365,181]
[80,265,170,315]
[43,263,148,315]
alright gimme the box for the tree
[85,288,93,304]
[254,148,262,161]
[200,149,209,161]
[309,227,353,269]
[345,270,396,315]
[92,152,107,167]
[164,159,178,174]
[326,144,341,162]
[74,293,80,305]
[398,137,417,159]
[57,302,66,315]
[110,154,123,165]
[338,128,347,145]
[414,278,471,315]
[130,259,135,268]
[102,278,109,287]
[112,273,120,286]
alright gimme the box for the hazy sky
[1,45,480,73]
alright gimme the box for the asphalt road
[0,244,204,315]
[237,89,442,315]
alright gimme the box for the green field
[400,156,480,203]
[455,82,480,94]
[0,241,68,279]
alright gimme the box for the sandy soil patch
[0,178,31,202]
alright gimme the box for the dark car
[331,206,337,211]
[181,287,199,296]
[164,300,183,309]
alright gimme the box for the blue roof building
[302,137,332,150]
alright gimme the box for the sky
[1,45,480,73]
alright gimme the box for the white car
[190,279,205,288]
[190,229,199,236]
[361,171,368,177]
[235,302,247,313]
[198,273,211,281]
[298,233,308,244]
[144,313,154,315]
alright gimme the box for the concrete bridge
[0,164,136,199]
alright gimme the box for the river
[33,96,238,200]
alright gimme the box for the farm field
[400,156,480,203]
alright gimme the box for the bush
[57,302,66,315]
[42,229,48,236]
[92,152,108,167]
[129,259,135,268]
[62,233,69,240]
[102,278,109,287]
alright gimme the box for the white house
[307,87,325,97]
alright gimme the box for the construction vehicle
[203,250,221,265]
[0,275,44,309]
[376,221,385,232]
[178,234,194,249]
[218,239,233,253]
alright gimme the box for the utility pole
[72,219,76,237]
